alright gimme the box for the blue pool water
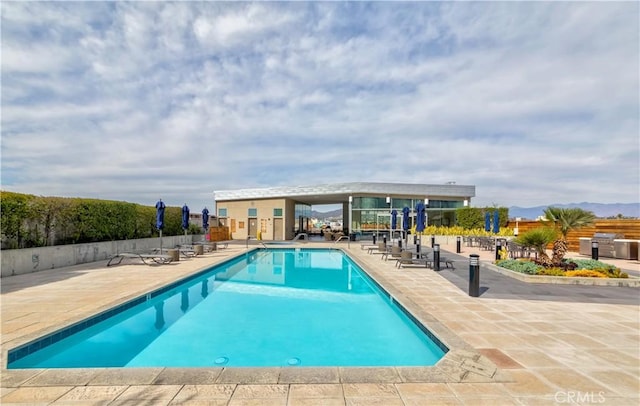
[8,248,446,368]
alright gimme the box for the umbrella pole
[160,230,163,254]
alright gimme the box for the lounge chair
[369,242,391,256]
[194,242,215,252]
[367,242,383,254]
[191,241,228,252]
[107,252,173,266]
[418,246,454,269]
[435,256,455,269]
[382,246,403,261]
[360,242,379,250]
[416,249,454,269]
[176,245,205,258]
[396,250,431,268]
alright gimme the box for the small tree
[1,191,35,248]
[543,207,596,264]
[515,227,558,267]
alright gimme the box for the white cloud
[193,3,298,48]
[1,1,638,211]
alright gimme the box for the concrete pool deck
[1,241,638,405]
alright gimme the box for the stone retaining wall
[1,235,198,277]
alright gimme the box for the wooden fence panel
[209,226,230,242]
[507,220,640,252]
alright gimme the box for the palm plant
[515,227,558,266]
[543,207,596,264]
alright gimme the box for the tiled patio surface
[1,241,638,405]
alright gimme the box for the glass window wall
[294,203,311,219]
[351,196,463,234]
[427,200,464,209]
[353,197,390,209]
[425,209,456,227]
[391,199,412,210]
[294,203,311,233]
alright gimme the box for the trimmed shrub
[592,267,628,278]
[568,259,616,272]
[496,259,541,275]
[537,267,566,276]
[566,259,627,278]
[565,270,607,278]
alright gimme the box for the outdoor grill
[591,233,624,258]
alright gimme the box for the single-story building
[213,182,476,240]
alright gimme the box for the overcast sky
[2,1,638,213]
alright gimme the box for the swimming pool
[8,248,447,368]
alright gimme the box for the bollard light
[591,241,599,261]
[431,235,435,248]
[434,244,440,272]
[495,239,502,261]
[469,254,480,297]
[456,236,461,253]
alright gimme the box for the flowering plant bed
[495,258,628,278]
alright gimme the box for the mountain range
[508,202,640,220]
[312,203,640,220]
[311,209,343,220]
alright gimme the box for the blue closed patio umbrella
[202,207,209,235]
[415,202,426,249]
[402,207,410,244]
[156,199,166,252]
[182,204,190,235]
[390,209,397,244]
[484,212,491,232]
[402,207,410,231]
[391,209,397,235]
[415,202,426,233]
[493,210,500,234]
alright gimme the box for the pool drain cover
[287,357,301,366]
[214,357,229,365]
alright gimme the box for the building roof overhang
[214,182,475,206]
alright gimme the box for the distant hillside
[311,209,342,220]
[509,203,640,220]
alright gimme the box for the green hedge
[455,207,509,230]
[1,191,193,249]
